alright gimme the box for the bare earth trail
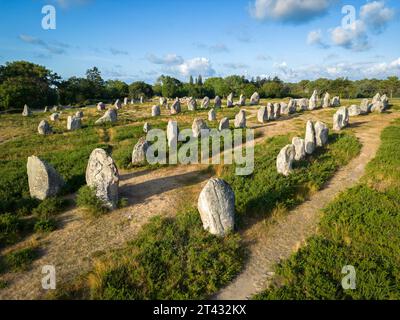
[215,112,400,300]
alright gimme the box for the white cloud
[176,57,215,77]
[223,63,248,70]
[250,0,336,24]
[330,20,370,51]
[146,53,184,65]
[307,29,329,48]
[19,34,67,55]
[360,1,395,34]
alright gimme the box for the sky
[0,0,399,83]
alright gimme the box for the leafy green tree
[156,75,183,98]
[104,80,129,100]
[129,81,153,99]
[383,76,399,99]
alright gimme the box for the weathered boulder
[67,116,82,131]
[140,96,144,104]
[96,109,118,124]
[333,107,349,131]
[187,97,197,111]
[86,148,119,210]
[22,104,31,117]
[201,96,210,109]
[267,103,274,120]
[348,105,361,116]
[170,98,181,114]
[234,110,246,128]
[208,108,216,121]
[309,90,318,110]
[288,99,297,114]
[381,94,389,109]
[75,111,83,118]
[219,117,229,131]
[227,93,234,107]
[296,98,308,111]
[323,92,331,108]
[276,144,295,176]
[372,93,381,104]
[152,105,161,117]
[214,96,222,108]
[97,102,106,111]
[192,118,209,138]
[38,120,52,135]
[44,106,49,113]
[250,92,260,105]
[238,94,246,106]
[50,113,60,121]
[143,122,151,133]
[280,102,289,115]
[273,103,281,119]
[197,178,235,237]
[371,101,385,113]
[314,121,329,147]
[132,137,150,165]
[27,156,64,200]
[167,120,179,147]
[331,96,340,107]
[360,99,371,114]
[257,106,268,123]
[305,120,316,154]
[292,137,306,161]
[123,97,128,106]
[160,97,168,108]
[114,99,122,109]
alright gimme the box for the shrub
[34,217,57,233]
[76,186,108,217]
[32,197,69,219]
[0,246,40,274]
[0,213,24,247]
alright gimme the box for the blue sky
[1,0,399,83]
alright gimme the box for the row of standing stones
[24,91,390,236]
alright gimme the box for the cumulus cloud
[175,57,216,77]
[250,0,336,24]
[146,53,184,65]
[307,29,330,48]
[329,1,394,51]
[19,34,67,55]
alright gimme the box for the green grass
[0,246,40,274]
[51,209,244,300]
[255,119,400,300]
[76,186,109,217]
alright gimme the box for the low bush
[76,186,108,217]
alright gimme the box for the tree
[85,67,105,99]
[156,75,183,98]
[383,76,399,99]
[129,81,153,99]
[104,80,129,100]
[0,61,59,110]
[189,75,194,85]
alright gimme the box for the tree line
[0,60,399,111]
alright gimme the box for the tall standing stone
[308,90,318,110]
[227,93,234,107]
[67,116,82,131]
[86,149,119,210]
[167,120,179,148]
[214,96,222,108]
[250,92,260,105]
[208,108,216,121]
[22,104,31,117]
[197,178,235,237]
[314,121,329,147]
[187,97,197,111]
[380,94,389,109]
[296,98,308,111]
[323,92,331,108]
[123,97,128,106]
[238,94,246,106]
[360,99,371,114]
[372,93,381,104]
[160,97,168,108]
[219,117,229,131]
[292,137,306,161]
[170,98,181,114]
[38,120,52,135]
[280,102,289,115]
[288,99,297,114]
[276,144,295,176]
[331,96,340,107]
[132,137,150,165]
[305,120,316,154]
[273,103,281,119]
[201,96,210,109]
[234,110,246,128]
[192,118,209,138]
[333,107,349,131]
[27,156,64,200]
[152,105,161,117]
[257,106,268,123]
[114,99,122,109]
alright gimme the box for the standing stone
[160,97,168,108]
[380,94,389,109]
[67,116,81,131]
[257,106,268,123]
[187,97,197,111]
[331,96,341,107]
[22,104,31,117]
[86,149,119,210]
[143,122,151,133]
[296,98,308,111]
[273,103,281,119]
[238,94,246,106]
[280,102,289,115]
[131,99,134,105]
[97,102,106,111]
[140,96,144,104]
[360,99,371,114]
[38,120,52,135]
[292,137,306,161]
[201,96,210,109]
[372,93,381,104]
[197,178,235,237]
[227,93,234,107]
[114,99,122,109]
[234,110,246,128]
[44,106,49,113]
[250,92,260,105]
[132,137,150,165]
[75,111,83,118]
[192,118,209,138]
[288,99,297,114]
[219,117,229,131]
[314,121,329,147]
[348,105,361,116]
[50,113,59,121]
[305,120,316,154]
[333,107,349,131]
[170,98,181,114]
[308,90,318,110]
[323,93,331,108]
[208,108,216,121]
[276,144,295,176]
[214,96,222,108]
[123,97,128,106]
[267,103,274,120]
[167,120,179,148]
[152,105,161,117]
[371,101,385,113]
[95,109,118,124]
[27,156,64,200]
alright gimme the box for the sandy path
[0,165,210,299]
[214,112,399,300]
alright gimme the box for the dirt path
[214,112,399,300]
[0,165,210,300]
